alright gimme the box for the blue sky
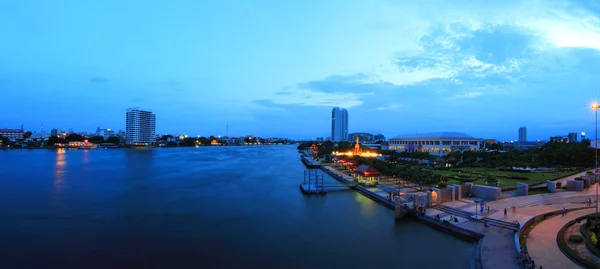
[2,0,600,140]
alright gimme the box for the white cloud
[376,104,403,110]
[455,92,482,98]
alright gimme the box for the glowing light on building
[331,137,381,158]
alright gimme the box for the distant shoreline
[0,144,296,150]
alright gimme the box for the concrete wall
[471,185,501,201]
[516,182,528,196]
[453,184,462,200]
[583,177,591,189]
[547,180,556,193]
[464,183,473,197]
[566,180,584,191]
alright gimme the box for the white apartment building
[126,108,156,145]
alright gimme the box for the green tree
[105,136,121,144]
[47,136,65,146]
[199,137,211,145]
[337,141,352,151]
[180,138,199,147]
[160,134,174,141]
[0,135,10,145]
[23,131,32,139]
[66,133,83,142]
[88,136,104,144]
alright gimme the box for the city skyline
[2,1,600,140]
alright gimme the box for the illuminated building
[332,136,382,158]
[388,132,480,156]
[0,129,24,140]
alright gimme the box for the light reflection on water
[355,192,377,217]
[53,148,66,193]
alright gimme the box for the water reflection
[355,192,377,217]
[83,149,89,163]
[54,148,66,193]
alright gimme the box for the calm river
[0,146,473,269]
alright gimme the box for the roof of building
[391,132,475,139]
[354,164,381,175]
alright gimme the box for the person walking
[562,207,566,217]
[504,208,507,218]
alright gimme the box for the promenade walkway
[527,208,596,269]
[441,190,598,269]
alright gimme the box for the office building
[582,132,586,140]
[0,129,24,140]
[388,132,480,156]
[518,126,527,143]
[568,132,578,143]
[126,108,156,145]
[331,107,348,142]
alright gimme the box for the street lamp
[593,102,599,231]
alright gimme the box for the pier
[299,170,351,195]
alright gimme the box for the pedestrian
[480,205,484,214]
[504,208,507,218]
[512,205,516,215]
[562,207,566,216]
[487,206,490,213]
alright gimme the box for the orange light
[84,139,88,143]
[593,103,599,110]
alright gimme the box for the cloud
[455,92,482,98]
[90,77,108,83]
[376,104,403,110]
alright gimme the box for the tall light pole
[593,102,599,231]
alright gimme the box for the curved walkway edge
[526,208,596,269]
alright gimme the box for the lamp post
[593,102,599,231]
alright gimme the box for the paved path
[527,208,596,269]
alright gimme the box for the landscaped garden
[297,139,594,191]
[431,167,584,190]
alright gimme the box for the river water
[0,146,473,269]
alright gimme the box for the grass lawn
[432,167,585,190]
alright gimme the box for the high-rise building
[126,108,156,145]
[331,107,348,142]
[568,132,578,143]
[518,126,527,142]
[582,132,586,140]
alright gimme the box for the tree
[410,168,438,191]
[0,135,10,145]
[47,136,65,146]
[23,131,32,139]
[180,138,199,147]
[66,133,83,142]
[161,134,174,141]
[88,136,104,144]
[105,136,121,145]
[199,137,211,145]
[337,141,352,151]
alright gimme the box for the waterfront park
[298,118,600,268]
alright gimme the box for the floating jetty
[299,170,351,195]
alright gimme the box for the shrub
[592,232,598,246]
[569,235,584,243]
[508,176,529,180]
